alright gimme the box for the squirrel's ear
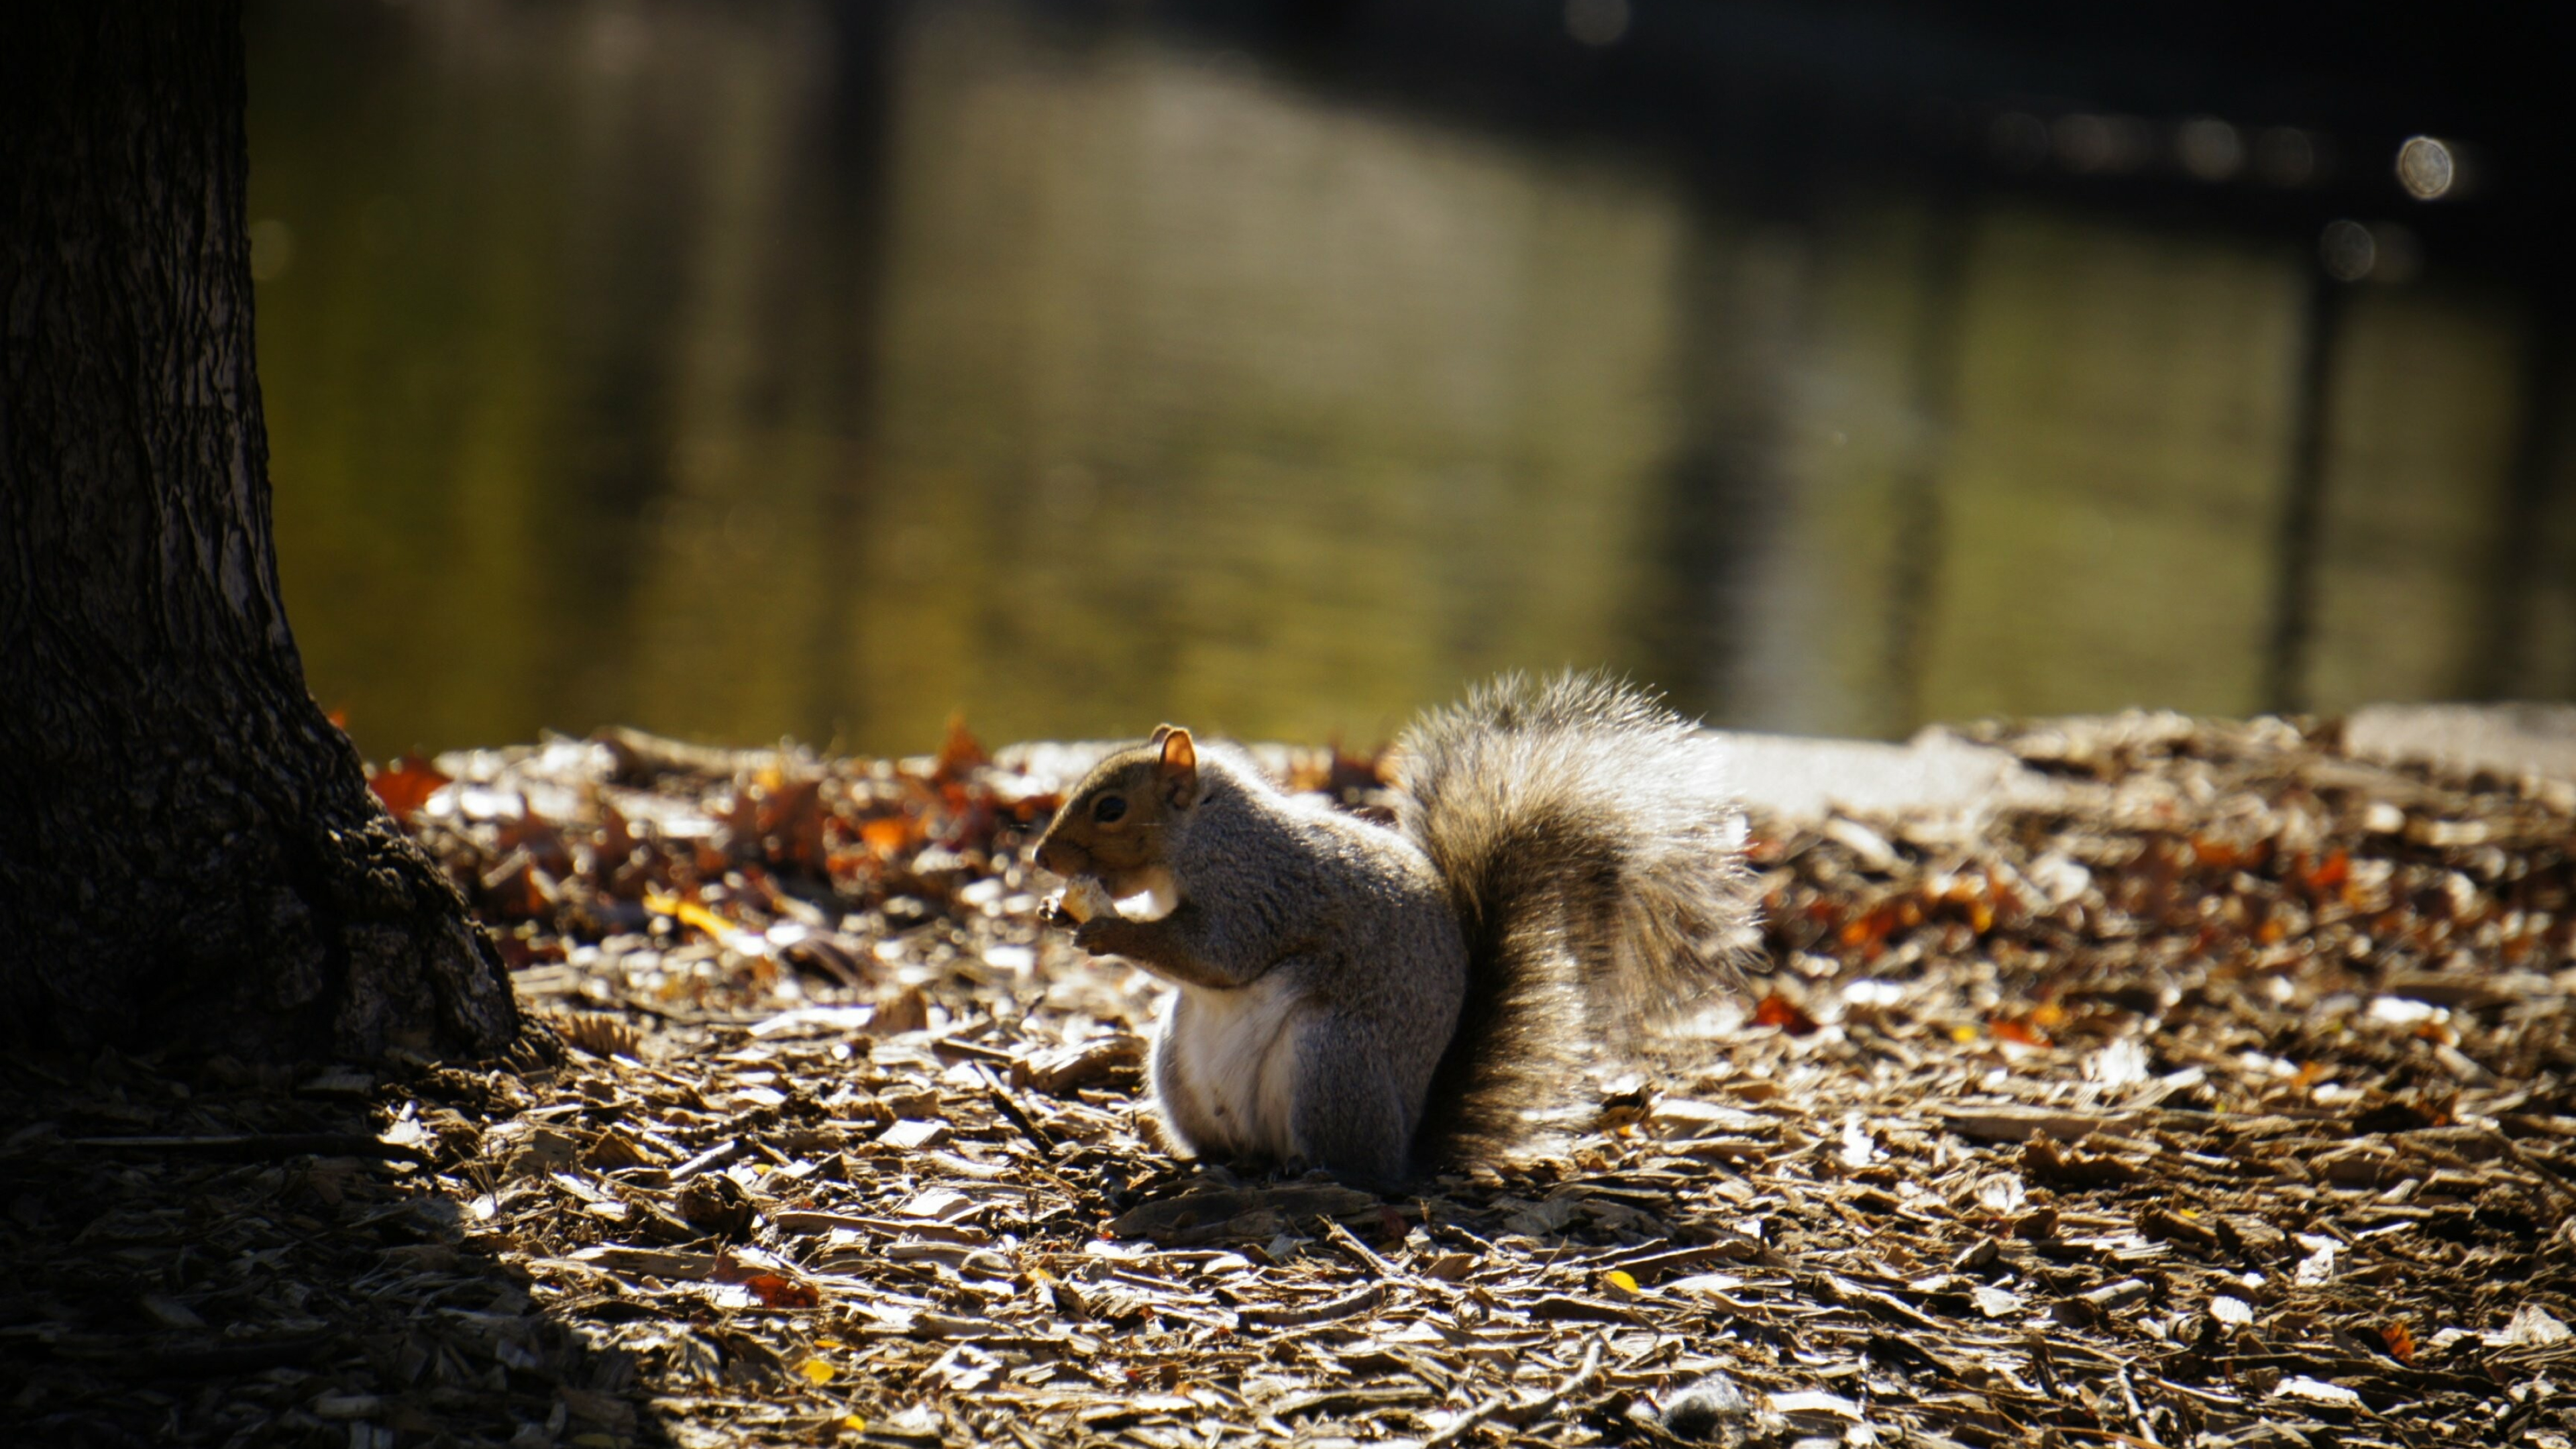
[1156,727,1199,804]
[1149,724,1177,746]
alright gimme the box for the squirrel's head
[1034,724,1203,881]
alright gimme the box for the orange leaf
[1991,1016,2047,1046]
[859,815,914,859]
[746,1273,820,1309]
[2379,1320,2414,1362]
[2305,849,2350,892]
[368,755,451,818]
[1751,994,1819,1035]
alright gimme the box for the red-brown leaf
[368,755,450,818]
[1752,993,1819,1035]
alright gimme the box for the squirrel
[1032,673,1758,1183]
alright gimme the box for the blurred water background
[245,0,2576,759]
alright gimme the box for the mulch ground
[7,712,2576,1448]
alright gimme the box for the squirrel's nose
[1035,836,1087,877]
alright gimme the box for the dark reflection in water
[245,0,2576,759]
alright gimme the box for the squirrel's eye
[1091,794,1128,823]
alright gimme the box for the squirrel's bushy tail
[1393,673,1757,1165]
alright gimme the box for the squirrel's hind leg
[1285,1017,1419,1183]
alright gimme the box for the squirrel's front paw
[1071,916,1136,956]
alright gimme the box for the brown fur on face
[1034,727,1201,882]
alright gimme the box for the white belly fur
[1159,971,1306,1159]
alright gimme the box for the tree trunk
[0,5,519,1061]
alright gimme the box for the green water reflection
[246,0,2576,760]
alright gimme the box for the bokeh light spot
[2319,219,2375,282]
[2176,117,2244,182]
[1564,0,1629,48]
[2396,136,2456,200]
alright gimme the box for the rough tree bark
[0,6,519,1061]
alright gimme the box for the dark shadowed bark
[0,5,518,1061]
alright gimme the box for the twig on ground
[69,1134,429,1165]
